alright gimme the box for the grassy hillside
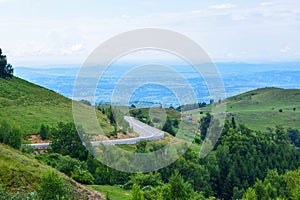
[191,87,300,131]
[0,143,49,192]
[0,143,104,199]
[0,77,113,134]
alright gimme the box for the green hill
[0,77,113,134]
[0,143,104,199]
[192,87,300,131]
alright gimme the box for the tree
[169,170,193,200]
[0,48,13,79]
[285,168,300,200]
[231,117,236,129]
[243,188,257,200]
[131,184,143,200]
[50,122,88,160]
[40,124,49,140]
[200,113,211,140]
[162,116,176,136]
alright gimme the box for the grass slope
[0,143,104,198]
[192,87,300,131]
[0,77,113,134]
[0,143,49,191]
[89,185,131,200]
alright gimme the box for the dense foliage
[50,122,88,160]
[0,121,21,149]
[38,169,70,199]
[41,117,300,199]
[0,48,13,79]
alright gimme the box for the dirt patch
[92,135,109,141]
[28,134,50,144]
[92,132,138,141]
[109,132,138,140]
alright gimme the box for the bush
[0,121,22,149]
[71,166,95,184]
[38,169,69,199]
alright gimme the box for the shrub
[71,166,95,185]
[38,169,69,199]
[0,121,22,149]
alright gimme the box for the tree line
[29,119,300,199]
[1,112,300,199]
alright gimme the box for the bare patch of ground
[28,134,50,144]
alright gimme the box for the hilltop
[0,77,113,134]
[192,87,300,131]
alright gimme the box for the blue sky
[0,0,300,66]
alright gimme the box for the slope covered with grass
[0,77,113,134]
[190,87,300,131]
[0,143,105,199]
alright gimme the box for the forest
[5,117,297,200]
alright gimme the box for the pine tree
[0,48,13,79]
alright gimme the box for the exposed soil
[92,132,138,141]
[109,132,137,139]
[28,134,50,144]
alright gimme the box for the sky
[0,0,300,66]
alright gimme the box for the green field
[188,87,300,131]
[0,77,113,134]
[89,185,131,200]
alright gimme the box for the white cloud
[209,3,235,9]
[260,2,273,6]
[70,44,84,52]
[1,0,300,64]
[280,46,291,53]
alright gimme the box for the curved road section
[26,116,165,149]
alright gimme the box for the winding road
[25,116,164,149]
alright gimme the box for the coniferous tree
[0,48,13,79]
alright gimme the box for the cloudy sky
[0,0,300,66]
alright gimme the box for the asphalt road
[26,116,164,149]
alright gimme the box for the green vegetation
[0,48,13,79]
[191,87,300,131]
[0,121,22,149]
[98,104,130,136]
[90,185,131,200]
[1,54,300,199]
[39,124,50,140]
[131,184,143,200]
[0,186,39,200]
[50,122,88,160]
[129,107,180,128]
[242,168,300,200]
[36,153,94,185]
[0,77,113,134]
[38,169,70,199]
[0,143,102,199]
